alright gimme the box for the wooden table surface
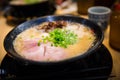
[0,14,120,80]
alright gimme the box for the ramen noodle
[13,21,95,62]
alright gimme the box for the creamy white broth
[13,21,95,62]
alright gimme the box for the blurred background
[0,0,116,26]
[1,0,120,80]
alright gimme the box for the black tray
[0,44,112,80]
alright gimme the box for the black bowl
[4,15,104,68]
[5,0,56,18]
[4,0,56,26]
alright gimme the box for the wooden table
[0,14,120,80]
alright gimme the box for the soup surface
[13,21,95,62]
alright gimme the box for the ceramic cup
[88,6,111,31]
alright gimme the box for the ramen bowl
[4,0,56,25]
[4,15,103,69]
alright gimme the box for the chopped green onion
[38,28,78,48]
[48,28,78,48]
[25,0,41,4]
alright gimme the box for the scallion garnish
[38,28,78,48]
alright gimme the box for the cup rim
[88,6,111,15]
